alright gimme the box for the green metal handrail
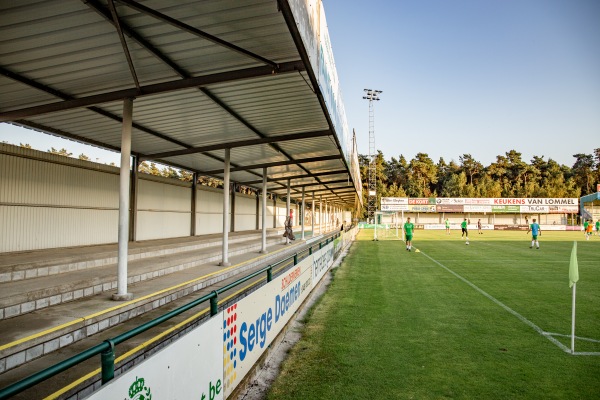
[0,231,341,400]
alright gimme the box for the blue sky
[1,0,598,168]
[323,0,600,166]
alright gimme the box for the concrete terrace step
[0,236,315,377]
[0,233,287,320]
[0,229,286,283]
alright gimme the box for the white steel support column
[113,98,134,301]
[333,204,336,228]
[332,204,334,229]
[335,204,338,228]
[220,149,231,267]
[301,187,305,240]
[319,196,323,234]
[325,201,328,232]
[286,180,291,245]
[261,168,268,254]
[311,191,315,237]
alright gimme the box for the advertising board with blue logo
[223,240,336,397]
[82,234,348,400]
[85,315,224,400]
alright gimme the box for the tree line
[359,149,600,217]
[13,143,600,207]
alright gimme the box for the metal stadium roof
[0,0,360,206]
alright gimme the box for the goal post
[374,210,404,241]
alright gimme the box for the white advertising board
[463,205,493,213]
[540,224,568,231]
[85,238,343,400]
[223,251,316,397]
[491,198,578,206]
[520,205,549,213]
[317,2,350,161]
[408,204,436,212]
[435,198,466,205]
[424,223,493,230]
[465,198,494,205]
[381,197,409,205]
[312,244,334,285]
[424,224,461,230]
[548,205,579,214]
[381,204,409,211]
[413,198,579,213]
[287,0,319,73]
[86,315,224,400]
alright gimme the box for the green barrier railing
[0,232,341,400]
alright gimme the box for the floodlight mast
[362,89,382,225]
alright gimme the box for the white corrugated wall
[234,193,257,231]
[258,198,275,229]
[0,144,119,252]
[0,143,294,252]
[136,177,192,241]
[275,200,287,227]
[195,187,225,235]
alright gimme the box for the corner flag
[569,241,579,354]
[569,241,578,288]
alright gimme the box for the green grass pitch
[267,229,600,400]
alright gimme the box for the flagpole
[571,282,576,354]
[568,241,579,355]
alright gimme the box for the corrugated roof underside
[0,0,356,205]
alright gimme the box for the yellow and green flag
[569,241,578,288]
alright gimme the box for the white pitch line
[544,332,600,344]
[419,250,599,356]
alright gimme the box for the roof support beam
[196,87,340,195]
[316,189,357,197]
[202,154,342,175]
[107,0,140,89]
[241,169,348,185]
[116,0,279,69]
[140,130,332,161]
[83,0,188,76]
[270,179,350,192]
[0,61,304,122]
[82,0,337,200]
[0,67,191,149]
[79,0,292,195]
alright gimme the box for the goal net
[373,211,404,241]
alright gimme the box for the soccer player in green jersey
[445,218,450,235]
[461,218,469,244]
[526,218,541,249]
[596,220,600,236]
[404,217,415,251]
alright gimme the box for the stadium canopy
[580,191,600,220]
[0,0,361,207]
